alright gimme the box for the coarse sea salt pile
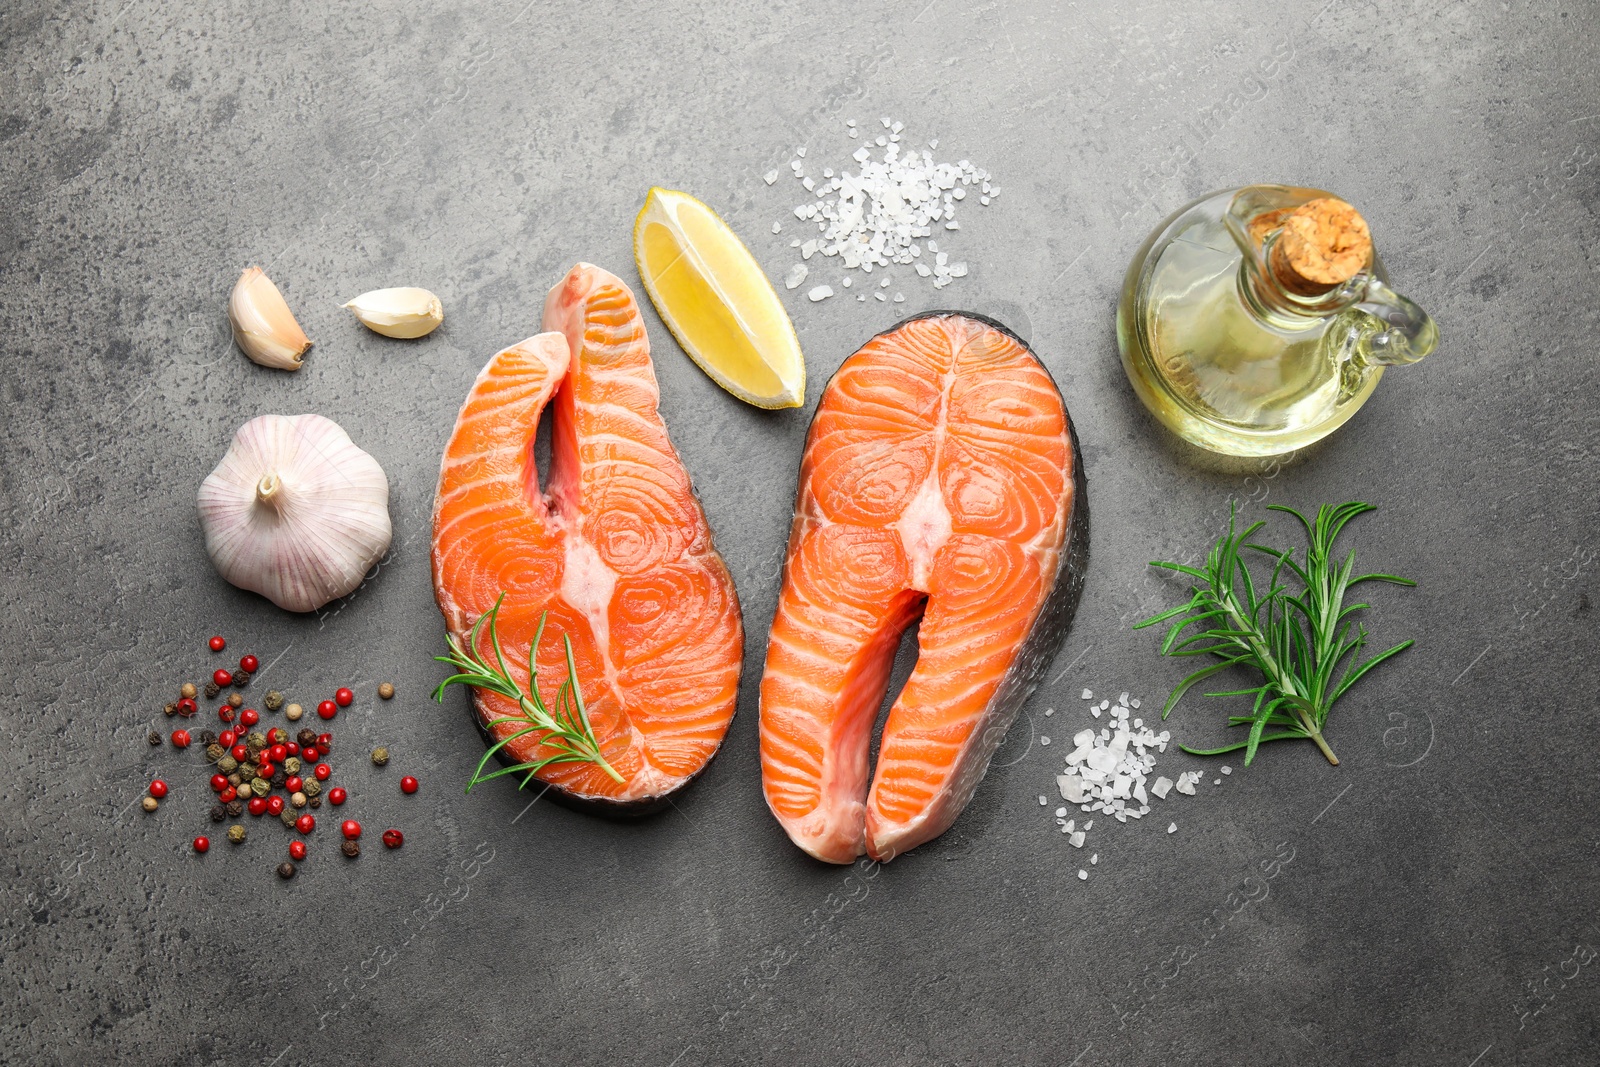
[763,118,997,303]
[1036,688,1227,882]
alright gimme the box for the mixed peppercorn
[146,635,413,879]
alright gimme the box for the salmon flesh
[759,312,1088,862]
[431,263,744,813]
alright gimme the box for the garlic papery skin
[198,414,392,613]
[230,267,313,370]
[341,287,444,339]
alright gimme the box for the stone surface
[2,1,1597,1064]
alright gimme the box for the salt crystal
[1132,699,1141,709]
[764,169,779,185]
[1038,795,1048,805]
[1069,831,1086,848]
[841,277,852,288]
[1213,779,1222,786]
[1090,853,1098,864]
[1078,869,1088,881]
[1054,807,1068,819]
[1044,708,1054,717]
[1150,776,1172,799]
[796,146,806,157]
[1168,823,1177,834]
[1221,766,1232,775]
[1039,736,1050,745]
[784,264,809,290]
[772,222,782,234]
[1082,689,1093,700]
[807,285,834,302]
[849,128,859,138]
[929,139,938,148]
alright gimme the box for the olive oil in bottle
[1117,185,1438,457]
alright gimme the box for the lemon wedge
[634,187,806,409]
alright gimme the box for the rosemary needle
[1135,502,1415,767]
[432,593,623,791]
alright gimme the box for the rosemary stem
[1295,706,1340,765]
[515,692,624,783]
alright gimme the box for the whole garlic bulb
[198,414,392,613]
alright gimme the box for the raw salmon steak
[760,312,1088,862]
[432,263,744,812]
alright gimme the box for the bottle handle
[1346,278,1438,367]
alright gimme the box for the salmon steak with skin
[760,312,1088,863]
[431,263,743,813]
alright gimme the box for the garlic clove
[198,414,392,613]
[341,287,444,339]
[230,267,313,370]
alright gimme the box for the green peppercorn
[302,778,321,797]
[371,747,389,767]
[250,778,271,798]
[283,757,302,775]
[227,824,246,844]
[281,810,299,829]
[265,690,285,711]
[206,743,226,763]
[217,756,239,774]
[246,732,267,753]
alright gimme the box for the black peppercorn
[309,797,322,810]
[341,840,360,858]
[204,680,221,699]
[277,861,297,879]
[271,770,287,788]
[225,799,244,817]
[163,702,177,717]
[148,730,162,746]
[209,804,226,823]
[297,729,317,747]
[199,730,218,746]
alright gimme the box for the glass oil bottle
[1117,185,1438,457]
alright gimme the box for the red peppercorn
[316,733,333,749]
[289,840,307,861]
[210,773,228,792]
[285,742,299,757]
[247,796,268,816]
[176,697,198,716]
[171,730,191,749]
[193,835,210,853]
[239,708,260,727]
[285,775,303,793]
[335,687,354,707]
[328,787,347,806]
[341,819,361,840]
[219,730,236,748]
[266,744,285,763]
[400,776,418,795]
[296,814,315,834]
[230,744,248,762]
[314,763,331,781]
[209,635,226,652]
[218,707,235,724]
[381,829,404,849]
[213,668,233,687]
[239,654,259,674]
[300,746,319,762]
[316,700,337,720]
[219,787,237,803]
[267,795,285,816]
[148,779,168,799]
[257,761,276,779]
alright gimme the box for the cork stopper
[1257,197,1373,297]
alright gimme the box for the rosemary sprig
[432,593,622,791]
[1134,502,1415,767]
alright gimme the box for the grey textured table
[3,2,1597,1064]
